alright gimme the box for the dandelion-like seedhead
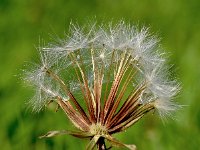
[24,21,180,150]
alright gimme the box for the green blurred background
[0,0,200,149]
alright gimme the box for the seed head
[25,21,180,150]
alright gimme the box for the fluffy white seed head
[24,21,180,117]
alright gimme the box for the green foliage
[0,0,200,149]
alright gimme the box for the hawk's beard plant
[24,22,180,150]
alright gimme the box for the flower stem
[97,137,107,150]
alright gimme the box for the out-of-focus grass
[0,0,200,149]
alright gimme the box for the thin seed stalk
[45,68,91,125]
[103,51,130,123]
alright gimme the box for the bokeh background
[0,0,200,149]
